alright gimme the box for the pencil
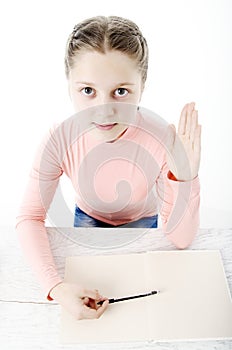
[97,290,160,305]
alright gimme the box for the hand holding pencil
[49,282,109,320]
[50,282,159,321]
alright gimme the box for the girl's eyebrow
[74,81,136,86]
[75,81,96,86]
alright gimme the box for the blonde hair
[64,16,149,86]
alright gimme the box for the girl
[15,16,201,320]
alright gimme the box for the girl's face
[68,50,143,142]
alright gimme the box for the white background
[0,0,231,228]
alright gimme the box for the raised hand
[166,102,201,181]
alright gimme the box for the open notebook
[60,250,232,343]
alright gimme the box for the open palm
[166,102,201,181]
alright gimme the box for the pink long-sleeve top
[15,108,200,300]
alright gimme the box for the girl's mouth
[94,123,118,131]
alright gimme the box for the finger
[178,104,188,135]
[95,299,109,318]
[193,125,201,154]
[96,296,109,310]
[185,102,195,138]
[190,110,198,143]
[83,297,89,305]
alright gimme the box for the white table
[1,225,231,350]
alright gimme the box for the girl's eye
[114,88,129,97]
[81,87,94,96]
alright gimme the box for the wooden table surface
[0,225,231,350]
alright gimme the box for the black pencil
[97,290,160,305]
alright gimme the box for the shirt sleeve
[156,161,200,249]
[15,124,64,300]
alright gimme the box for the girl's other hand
[49,282,109,320]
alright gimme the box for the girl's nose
[94,102,116,120]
